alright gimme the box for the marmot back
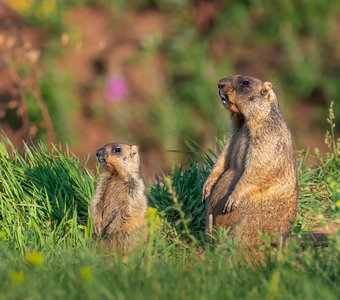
[202,75,298,248]
[90,143,147,253]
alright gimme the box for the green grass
[0,115,339,299]
[0,241,338,300]
[0,139,94,252]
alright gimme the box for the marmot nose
[96,148,104,157]
[218,80,226,89]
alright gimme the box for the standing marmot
[90,143,147,253]
[202,75,298,247]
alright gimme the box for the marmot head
[217,75,277,120]
[96,143,140,175]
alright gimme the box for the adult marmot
[90,143,147,253]
[202,75,298,247]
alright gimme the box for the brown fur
[202,75,298,247]
[90,143,148,253]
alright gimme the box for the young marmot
[202,75,298,247]
[90,143,147,252]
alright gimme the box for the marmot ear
[261,82,272,96]
[130,145,139,157]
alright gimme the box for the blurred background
[0,0,339,179]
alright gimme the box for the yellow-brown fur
[202,75,298,248]
[90,143,147,253]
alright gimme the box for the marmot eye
[113,147,121,153]
[242,80,250,86]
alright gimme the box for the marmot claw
[202,175,218,202]
[201,183,212,202]
[223,196,239,213]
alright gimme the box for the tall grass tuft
[296,102,339,231]
[0,137,94,252]
[148,139,218,239]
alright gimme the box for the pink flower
[104,76,129,102]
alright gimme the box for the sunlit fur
[203,75,298,249]
[90,143,147,254]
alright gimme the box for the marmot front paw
[202,175,218,202]
[223,196,239,213]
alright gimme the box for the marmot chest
[101,180,130,209]
[229,126,249,170]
